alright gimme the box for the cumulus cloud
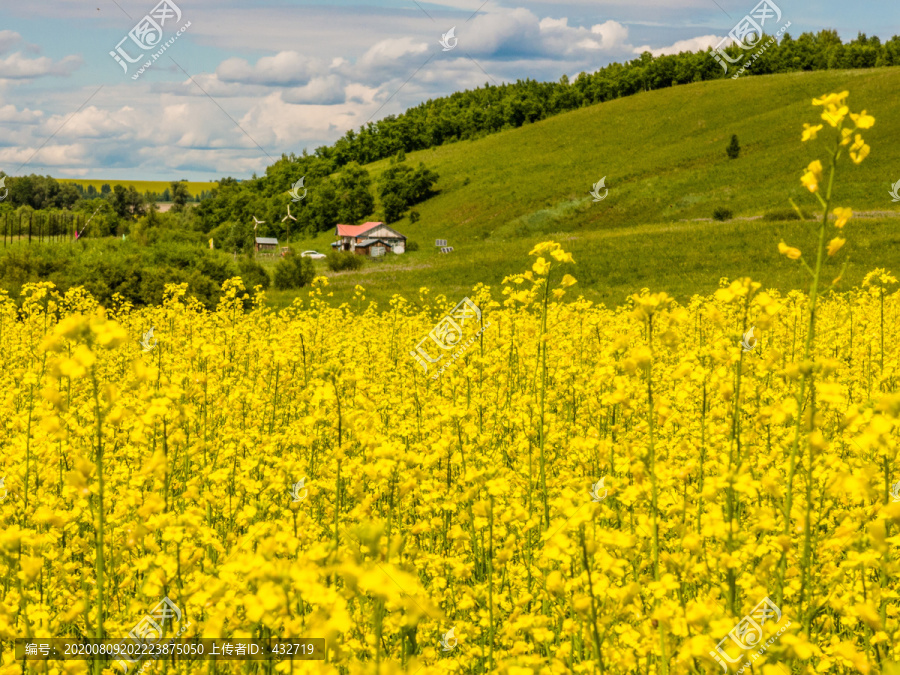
[0,53,81,79]
[351,37,430,78]
[43,106,134,141]
[0,104,42,124]
[0,142,87,168]
[633,34,724,56]
[216,52,326,87]
[282,76,347,106]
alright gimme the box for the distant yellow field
[57,178,216,198]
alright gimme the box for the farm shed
[255,237,278,254]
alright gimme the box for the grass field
[264,213,900,309]
[268,67,900,307]
[57,178,216,197]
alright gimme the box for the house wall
[368,226,402,240]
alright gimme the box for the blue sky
[0,0,895,181]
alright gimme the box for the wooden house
[335,222,406,255]
[255,237,278,254]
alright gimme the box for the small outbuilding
[255,237,278,254]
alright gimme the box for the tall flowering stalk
[39,312,128,674]
[523,242,576,530]
[776,92,874,622]
[630,291,673,675]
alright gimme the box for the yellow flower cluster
[0,259,898,674]
[787,93,873,272]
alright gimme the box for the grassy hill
[274,67,900,309]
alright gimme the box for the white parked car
[300,250,326,259]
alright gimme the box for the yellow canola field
[0,256,898,674]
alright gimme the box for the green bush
[238,257,270,291]
[0,239,241,309]
[726,134,740,159]
[326,251,364,272]
[713,207,733,221]
[273,250,314,289]
[406,240,420,252]
[764,208,802,221]
[382,193,406,224]
[409,211,420,224]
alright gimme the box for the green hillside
[277,67,900,308]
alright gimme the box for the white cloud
[282,76,347,106]
[43,105,133,141]
[353,37,430,75]
[216,51,325,87]
[0,53,81,79]
[591,21,630,50]
[0,104,42,123]
[633,34,724,56]
[0,142,87,168]
[459,8,633,59]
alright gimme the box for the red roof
[336,222,383,237]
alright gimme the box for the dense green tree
[273,249,314,289]
[335,162,375,224]
[170,180,190,212]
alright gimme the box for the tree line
[0,174,210,212]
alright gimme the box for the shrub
[713,207,733,221]
[764,208,802,221]
[273,249,315,289]
[409,210,420,224]
[238,257,270,291]
[406,240,420,252]
[382,193,406,224]
[726,134,740,159]
[326,251,364,272]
